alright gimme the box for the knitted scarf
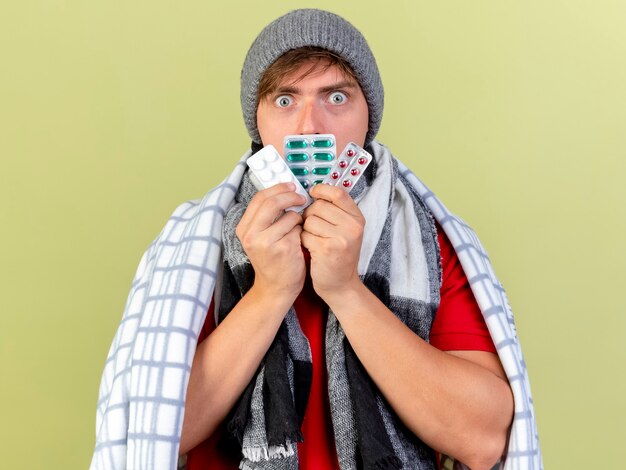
[220,147,440,469]
[90,142,543,470]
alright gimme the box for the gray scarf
[220,145,441,469]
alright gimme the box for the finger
[240,182,297,224]
[239,213,303,261]
[255,192,306,228]
[302,214,336,238]
[308,183,360,216]
[241,189,306,232]
[256,182,298,199]
[300,229,318,251]
[267,222,304,253]
[303,199,345,227]
[239,183,291,231]
[284,222,303,242]
[262,210,303,241]
[270,223,304,255]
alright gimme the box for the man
[91,9,541,470]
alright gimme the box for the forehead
[272,59,360,91]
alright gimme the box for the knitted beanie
[240,9,384,145]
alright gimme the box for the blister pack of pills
[322,142,372,192]
[246,145,312,212]
[283,134,337,191]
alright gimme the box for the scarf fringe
[241,442,296,462]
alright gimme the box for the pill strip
[246,145,312,212]
[322,142,372,193]
[283,134,336,191]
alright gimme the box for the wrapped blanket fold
[90,141,542,470]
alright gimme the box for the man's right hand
[236,182,307,302]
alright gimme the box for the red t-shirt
[186,225,496,469]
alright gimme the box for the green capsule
[286,140,307,149]
[299,180,309,189]
[291,167,309,176]
[312,167,331,176]
[286,153,309,162]
[312,152,333,162]
[311,138,334,148]
[313,179,324,185]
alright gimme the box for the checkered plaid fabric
[90,142,542,469]
[397,156,543,470]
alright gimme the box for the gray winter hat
[240,9,384,145]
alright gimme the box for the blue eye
[329,91,347,105]
[275,95,293,107]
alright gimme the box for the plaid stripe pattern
[91,143,542,469]
[90,159,248,469]
[397,155,543,470]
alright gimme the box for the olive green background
[1,1,624,468]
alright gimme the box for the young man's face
[256,60,369,156]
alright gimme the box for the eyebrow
[273,80,358,95]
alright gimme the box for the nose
[296,99,323,135]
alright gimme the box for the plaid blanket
[90,141,542,470]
